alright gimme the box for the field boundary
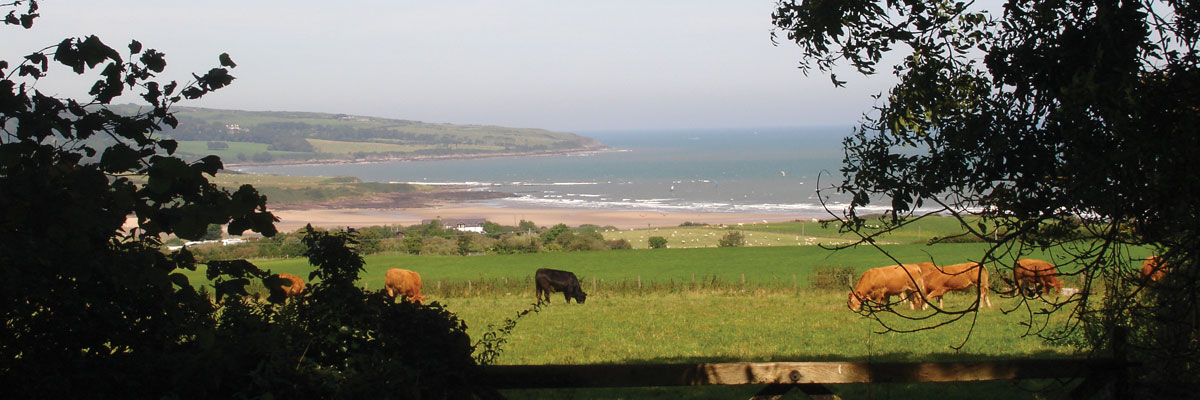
[484,358,1133,399]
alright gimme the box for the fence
[483,358,1134,399]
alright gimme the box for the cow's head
[572,289,587,304]
[847,291,863,311]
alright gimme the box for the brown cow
[848,263,927,311]
[276,273,306,299]
[385,268,427,303]
[1141,255,1168,283]
[919,262,991,309]
[1014,259,1062,296]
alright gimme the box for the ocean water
[236,126,874,218]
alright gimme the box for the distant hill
[114,105,606,164]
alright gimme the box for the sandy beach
[269,203,814,233]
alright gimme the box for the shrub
[810,265,856,290]
[648,236,668,249]
[606,238,632,250]
[718,231,746,247]
[420,237,457,255]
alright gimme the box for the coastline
[224,145,615,169]
[269,202,814,233]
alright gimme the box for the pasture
[201,240,1146,398]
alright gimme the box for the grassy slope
[198,173,427,205]
[163,106,601,161]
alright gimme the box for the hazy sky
[8,1,898,132]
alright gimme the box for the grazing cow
[848,263,927,311]
[919,262,991,309]
[534,268,587,305]
[1014,259,1062,296]
[385,268,427,303]
[276,273,306,299]
[1141,256,1168,283]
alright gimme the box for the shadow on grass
[497,351,1086,400]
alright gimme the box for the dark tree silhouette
[1,3,505,397]
[774,0,1199,384]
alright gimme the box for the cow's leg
[563,291,571,303]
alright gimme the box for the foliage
[648,236,668,249]
[809,265,856,290]
[490,233,542,254]
[717,230,746,247]
[203,223,224,240]
[0,2,278,396]
[774,0,1200,375]
[0,6,501,397]
[606,238,633,250]
[420,236,458,256]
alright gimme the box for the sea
[235,126,888,219]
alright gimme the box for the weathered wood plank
[483,359,1127,389]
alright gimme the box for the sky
[7,1,898,132]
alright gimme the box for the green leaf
[219,53,237,68]
[99,143,142,173]
[159,139,178,155]
[169,272,190,288]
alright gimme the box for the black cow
[535,268,587,304]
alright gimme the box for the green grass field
[173,140,311,161]
[189,229,1146,399]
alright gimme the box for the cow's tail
[978,263,992,308]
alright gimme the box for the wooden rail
[484,359,1132,399]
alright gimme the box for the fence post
[592,277,597,293]
[638,276,641,290]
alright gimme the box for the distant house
[423,218,487,233]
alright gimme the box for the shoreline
[269,202,818,233]
[224,145,616,169]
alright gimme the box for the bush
[419,237,457,255]
[810,265,856,290]
[718,231,746,247]
[648,236,668,249]
[491,234,541,254]
[606,238,632,250]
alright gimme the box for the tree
[457,234,473,255]
[0,1,277,395]
[648,236,668,249]
[775,0,1199,384]
[539,223,571,245]
[203,223,224,240]
[0,4,502,397]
